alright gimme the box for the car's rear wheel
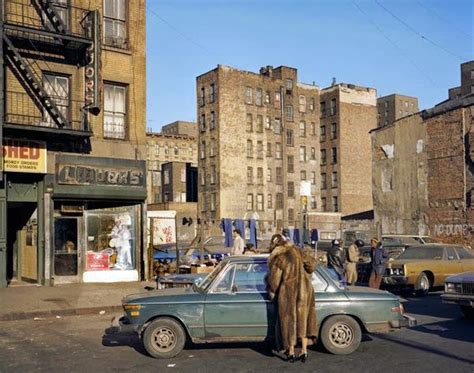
[414,272,431,296]
[320,315,362,355]
[143,318,186,359]
[460,306,474,320]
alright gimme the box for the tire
[461,306,474,320]
[143,318,186,359]
[414,272,431,297]
[320,315,362,355]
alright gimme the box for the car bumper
[111,315,141,334]
[390,314,417,328]
[366,314,417,333]
[441,293,474,307]
[382,276,409,286]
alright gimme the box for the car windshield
[195,261,227,292]
[421,237,438,244]
[398,247,443,260]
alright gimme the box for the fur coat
[267,244,318,350]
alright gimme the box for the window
[288,182,295,198]
[321,197,327,211]
[200,167,206,186]
[310,196,317,209]
[257,141,264,159]
[181,168,186,182]
[245,87,253,104]
[265,116,271,129]
[287,156,294,173]
[200,141,206,159]
[274,92,281,109]
[310,97,315,111]
[300,121,306,137]
[43,73,69,128]
[267,168,272,182]
[276,193,283,209]
[256,115,263,133]
[163,169,170,185]
[320,125,326,142]
[246,113,253,132]
[247,167,253,184]
[331,147,337,164]
[257,194,264,211]
[332,196,339,212]
[210,193,216,211]
[286,129,294,146]
[310,147,316,160]
[257,167,263,185]
[311,122,316,136]
[275,143,282,159]
[247,194,254,211]
[266,142,272,157]
[286,79,293,91]
[209,83,216,103]
[457,247,474,259]
[104,0,127,48]
[247,140,253,158]
[300,170,307,180]
[274,118,282,134]
[104,83,126,139]
[331,123,337,139]
[288,208,294,222]
[330,98,336,115]
[43,0,68,30]
[200,87,205,106]
[286,105,294,121]
[332,172,338,188]
[164,145,169,156]
[210,139,216,157]
[174,146,179,156]
[311,172,316,185]
[321,173,327,189]
[382,168,393,192]
[321,149,327,165]
[210,111,216,130]
[267,194,273,209]
[210,165,216,184]
[299,95,306,112]
[320,101,326,117]
[199,114,206,132]
[256,88,263,106]
[264,91,271,104]
[300,146,306,162]
[276,167,283,185]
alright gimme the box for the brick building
[196,65,320,228]
[377,94,419,128]
[161,161,198,203]
[0,0,147,287]
[319,83,377,216]
[161,120,198,137]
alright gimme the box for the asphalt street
[0,291,473,373]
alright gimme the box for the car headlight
[445,282,462,293]
[391,267,405,276]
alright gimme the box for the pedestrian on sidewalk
[266,234,317,363]
[369,238,388,289]
[346,239,364,285]
[327,239,347,286]
[230,229,245,256]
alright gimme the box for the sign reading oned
[3,139,47,173]
[57,164,145,187]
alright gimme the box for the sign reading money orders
[3,139,47,173]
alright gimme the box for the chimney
[331,77,336,86]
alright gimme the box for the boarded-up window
[382,168,393,192]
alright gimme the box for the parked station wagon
[117,256,416,359]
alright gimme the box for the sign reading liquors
[57,164,145,187]
[3,139,47,173]
[84,10,101,115]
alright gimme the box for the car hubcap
[152,327,176,352]
[329,322,353,347]
[420,277,429,290]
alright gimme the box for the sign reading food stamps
[3,139,47,173]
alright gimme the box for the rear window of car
[398,247,443,260]
[457,247,474,259]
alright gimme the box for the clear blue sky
[146,0,473,131]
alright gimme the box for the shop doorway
[6,203,38,284]
[53,217,82,283]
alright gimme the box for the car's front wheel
[414,272,431,296]
[460,306,474,320]
[320,315,362,355]
[143,317,186,359]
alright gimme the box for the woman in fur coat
[266,234,318,363]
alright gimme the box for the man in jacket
[346,239,364,285]
[327,239,346,285]
[230,229,245,256]
[369,238,388,289]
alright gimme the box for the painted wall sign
[84,10,101,115]
[56,164,145,187]
[3,139,47,173]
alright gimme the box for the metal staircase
[33,0,68,35]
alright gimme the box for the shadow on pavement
[411,318,474,344]
[102,326,149,357]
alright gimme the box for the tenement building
[319,83,377,216]
[0,0,147,287]
[377,94,419,128]
[196,65,320,227]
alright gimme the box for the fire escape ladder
[33,0,68,35]
[3,34,67,128]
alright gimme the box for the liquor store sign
[3,139,47,173]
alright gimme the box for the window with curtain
[104,83,126,139]
[104,0,127,48]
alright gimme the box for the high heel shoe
[287,354,297,363]
[299,353,308,363]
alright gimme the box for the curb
[0,305,123,322]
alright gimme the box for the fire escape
[1,0,100,142]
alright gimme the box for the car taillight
[391,304,404,314]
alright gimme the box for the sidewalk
[0,281,156,321]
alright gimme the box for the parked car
[382,235,439,246]
[383,244,474,295]
[156,273,205,289]
[116,256,416,359]
[441,271,474,320]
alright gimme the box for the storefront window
[85,205,138,271]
